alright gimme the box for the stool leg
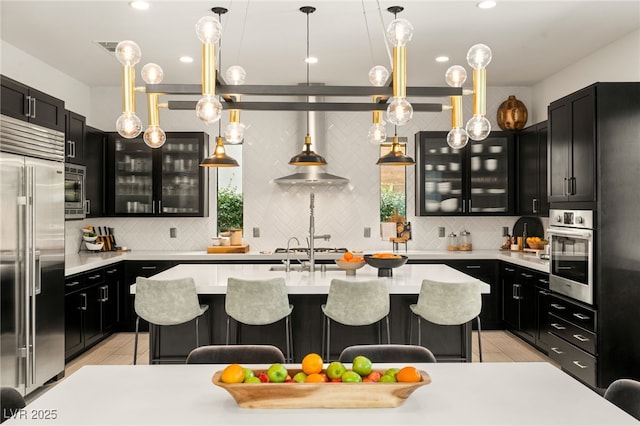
[326,317,331,361]
[385,315,391,344]
[195,316,200,348]
[476,316,483,363]
[285,315,291,363]
[225,316,230,345]
[133,316,140,365]
[417,316,422,346]
[321,314,326,360]
[409,312,413,345]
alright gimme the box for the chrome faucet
[282,236,300,272]
[308,193,331,272]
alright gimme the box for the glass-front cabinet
[415,131,515,216]
[106,132,208,217]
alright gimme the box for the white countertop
[65,249,549,276]
[133,263,492,295]
[6,363,636,425]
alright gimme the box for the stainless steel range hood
[274,95,349,186]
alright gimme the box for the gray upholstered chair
[186,344,286,365]
[322,279,390,361]
[604,378,640,421]
[225,277,294,362]
[1,387,26,424]
[133,277,209,365]
[410,279,483,362]
[338,344,437,364]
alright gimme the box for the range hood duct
[275,94,349,186]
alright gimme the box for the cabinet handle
[550,347,564,355]
[30,97,37,118]
[85,199,91,215]
[570,177,577,196]
[505,267,515,272]
[105,285,109,301]
[539,290,550,296]
[572,360,588,369]
[80,293,87,311]
[520,273,533,278]
[67,140,76,158]
[66,280,81,287]
[465,265,481,269]
[513,284,522,300]
[550,303,566,310]
[538,278,549,284]
[468,199,472,212]
[141,266,157,270]
[572,334,589,342]
[25,95,31,117]
[532,198,537,213]
[106,268,117,275]
[550,323,566,330]
[573,313,590,321]
[564,177,569,196]
[88,274,101,280]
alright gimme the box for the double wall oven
[547,209,594,305]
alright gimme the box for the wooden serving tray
[212,368,431,408]
[206,244,250,254]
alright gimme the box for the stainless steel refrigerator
[1,114,65,396]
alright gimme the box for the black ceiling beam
[167,101,444,112]
[147,84,461,97]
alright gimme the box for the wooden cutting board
[207,244,250,253]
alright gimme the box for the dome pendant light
[376,126,415,166]
[288,6,327,167]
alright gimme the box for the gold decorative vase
[497,95,528,130]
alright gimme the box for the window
[216,145,243,232]
[379,143,407,221]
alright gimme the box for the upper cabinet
[65,110,86,164]
[105,132,209,217]
[85,126,106,218]
[415,131,515,216]
[548,86,596,204]
[517,121,548,216]
[1,75,65,132]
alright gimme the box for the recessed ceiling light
[129,1,150,10]
[476,1,497,9]
[179,56,194,63]
[436,56,450,63]
[305,57,318,64]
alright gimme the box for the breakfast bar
[135,263,490,363]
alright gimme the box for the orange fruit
[396,366,422,383]
[301,353,324,375]
[305,373,326,383]
[343,251,354,261]
[220,363,246,384]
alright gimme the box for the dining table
[4,362,637,425]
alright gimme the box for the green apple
[244,376,261,384]
[341,371,363,383]
[292,371,308,383]
[379,374,397,383]
[384,367,400,378]
[243,368,255,381]
[351,355,372,376]
[267,363,288,383]
[326,361,347,380]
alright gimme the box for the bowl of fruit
[211,353,431,408]
[335,252,365,275]
[526,237,548,250]
[364,253,408,277]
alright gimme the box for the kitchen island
[136,263,489,363]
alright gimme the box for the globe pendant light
[288,6,327,167]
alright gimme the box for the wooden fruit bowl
[212,368,431,408]
[526,240,547,250]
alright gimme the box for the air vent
[95,41,119,53]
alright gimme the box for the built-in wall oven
[547,209,594,305]
[64,164,86,219]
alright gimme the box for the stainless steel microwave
[64,164,86,219]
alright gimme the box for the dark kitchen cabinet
[106,132,208,217]
[501,263,536,345]
[446,260,501,330]
[534,273,551,353]
[65,110,85,164]
[415,131,515,216]
[84,126,106,217]
[548,85,596,204]
[101,265,122,334]
[0,75,65,132]
[122,261,175,332]
[517,121,549,216]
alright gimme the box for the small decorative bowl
[85,241,103,251]
[335,259,366,276]
[364,254,408,277]
[82,235,98,242]
[527,240,548,250]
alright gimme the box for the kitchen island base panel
[149,294,471,363]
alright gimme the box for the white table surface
[132,263,491,295]
[6,363,636,425]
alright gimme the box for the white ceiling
[1,0,639,89]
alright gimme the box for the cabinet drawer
[85,269,105,285]
[549,313,596,354]
[548,295,596,332]
[65,275,86,294]
[547,333,596,387]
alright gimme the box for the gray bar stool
[133,277,209,364]
[186,345,286,365]
[338,344,437,363]
[225,277,294,362]
[409,279,483,362]
[322,279,390,361]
